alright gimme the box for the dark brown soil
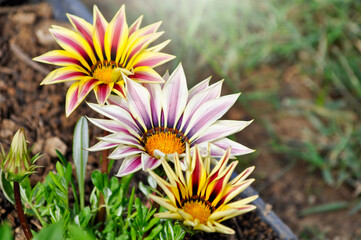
[0,3,279,240]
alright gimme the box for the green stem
[26,199,46,227]
[14,182,33,240]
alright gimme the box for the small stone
[11,12,36,25]
[264,203,272,215]
[0,119,18,140]
[44,137,67,158]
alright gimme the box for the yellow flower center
[183,200,211,224]
[144,131,185,157]
[91,60,132,84]
[93,66,114,84]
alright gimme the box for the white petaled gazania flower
[87,63,254,176]
[34,5,174,116]
[148,145,257,234]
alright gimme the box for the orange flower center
[93,65,114,84]
[183,200,211,224]
[91,60,129,84]
[143,128,188,157]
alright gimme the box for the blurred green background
[80,0,361,238]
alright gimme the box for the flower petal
[33,50,83,68]
[133,51,175,68]
[124,76,153,130]
[87,103,141,137]
[94,83,113,105]
[65,81,81,117]
[212,138,255,156]
[187,77,211,101]
[141,153,162,171]
[92,5,108,61]
[131,66,164,83]
[195,120,253,144]
[184,93,240,141]
[78,77,100,101]
[87,117,129,134]
[67,13,94,50]
[144,82,162,128]
[40,66,88,85]
[180,80,223,132]
[162,64,188,128]
[104,5,129,62]
[109,145,143,159]
[50,26,95,70]
[116,155,142,177]
[129,15,143,36]
[87,141,118,151]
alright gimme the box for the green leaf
[0,170,14,204]
[0,223,12,240]
[56,150,67,166]
[68,224,95,240]
[73,116,89,210]
[33,221,63,240]
[91,171,104,191]
[144,224,163,240]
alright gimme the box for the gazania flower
[149,145,257,234]
[87,63,253,176]
[34,5,174,116]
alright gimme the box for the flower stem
[14,182,33,240]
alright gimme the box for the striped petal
[195,120,253,144]
[116,155,142,177]
[86,117,129,134]
[40,66,87,85]
[65,81,81,117]
[133,51,175,68]
[78,77,100,101]
[184,93,240,141]
[213,138,255,156]
[141,153,162,171]
[112,82,126,98]
[187,77,211,101]
[92,5,108,61]
[87,141,118,151]
[94,83,113,105]
[109,145,143,159]
[50,26,95,70]
[147,39,171,52]
[67,13,94,50]
[162,64,188,128]
[33,50,82,68]
[131,66,164,83]
[87,103,141,137]
[129,15,143,36]
[104,5,128,62]
[180,80,223,132]
[124,77,153,130]
[144,82,162,128]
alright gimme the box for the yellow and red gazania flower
[148,145,257,234]
[34,5,174,116]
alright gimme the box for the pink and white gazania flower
[87,63,254,176]
[34,5,174,116]
[148,145,257,234]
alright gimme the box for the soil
[0,2,279,240]
[1,1,361,240]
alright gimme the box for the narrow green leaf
[0,170,14,204]
[144,224,163,240]
[73,116,89,210]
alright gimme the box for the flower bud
[1,128,40,182]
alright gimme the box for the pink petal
[109,145,143,159]
[141,154,162,171]
[188,77,211,101]
[94,83,113,105]
[116,155,142,177]
[194,120,252,144]
[67,13,94,50]
[129,15,143,36]
[212,138,254,156]
[133,51,175,68]
[184,93,240,140]
[78,78,100,100]
[65,81,81,117]
[87,117,130,134]
[87,141,118,151]
[124,77,152,130]
[131,66,164,83]
[93,5,108,61]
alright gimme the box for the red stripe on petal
[52,71,86,82]
[120,156,142,176]
[79,79,99,100]
[53,32,92,66]
[95,84,112,105]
